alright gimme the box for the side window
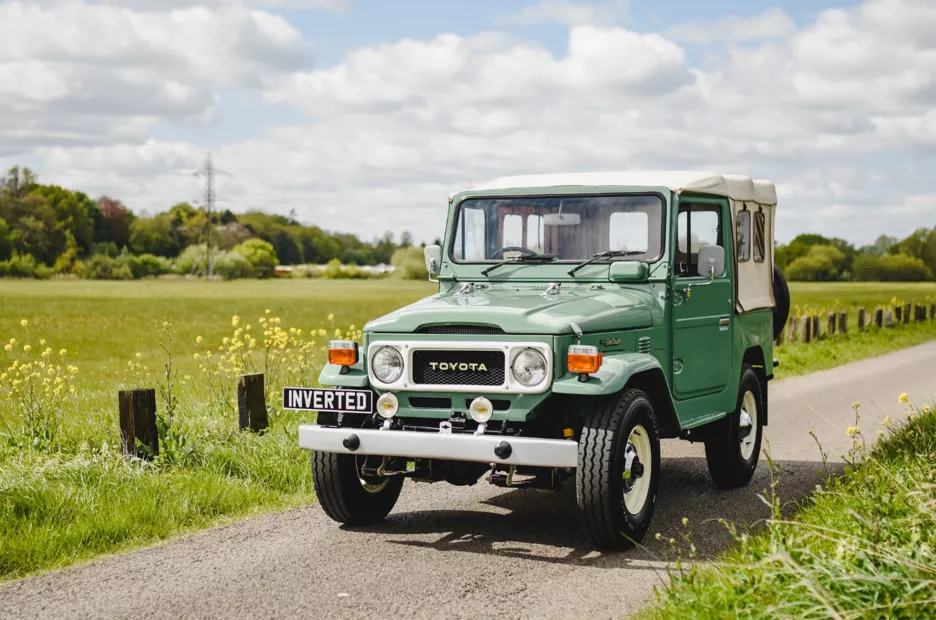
[502,213,523,247]
[753,210,766,262]
[676,204,723,277]
[737,209,751,262]
[609,211,649,253]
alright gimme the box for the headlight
[371,346,404,383]
[511,348,547,387]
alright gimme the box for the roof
[470,171,778,205]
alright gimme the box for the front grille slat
[412,350,505,386]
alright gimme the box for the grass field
[1,279,935,582]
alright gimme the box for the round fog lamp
[376,393,399,419]
[469,396,494,424]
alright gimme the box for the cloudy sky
[1,0,934,246]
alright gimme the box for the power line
[193,153,231,279]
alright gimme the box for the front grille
[417,325,506,335]
[412,350,505,386]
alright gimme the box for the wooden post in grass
[931,304,935,321]
[237,373,268,433]
[875,308,884,328]
[119,388,158,459]
[903,303,912,324]
[800,316,811,344]
[788,316,799,343]
[827,312,836,336]
[812,315,821,340]
[838,311,847,334]
[857,307,866,331]
[895,305,903,323]
[884,309,894,327]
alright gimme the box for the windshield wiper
[481,253,557,276]
[567,250,645,276]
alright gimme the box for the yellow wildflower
[196,336,204,344]
[135,352,143,359]
[23,345,31,353]
[39,339,46,346]
[265,309,271,314]
[59,349,67,356]
[881,416,892,426]
[898,393,909,405]
[328,313,335,321]
[3,344,11,352]
[232,315,240,327]
[20,319,28,328]
[846,426,860,437]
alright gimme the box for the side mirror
[424,245,442,282]
[697,244,725,279]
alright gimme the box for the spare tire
[772,265,790,340]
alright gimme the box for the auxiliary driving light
[469,396,494,424]
[328,340,359,366]
[376,393,399,419]
[568,345,603,374]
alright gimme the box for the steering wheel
[490,246,538,259]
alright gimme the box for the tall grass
[641,399,936,619]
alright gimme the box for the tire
[704,365,764,489]
[312,451,403,526]
[577,389,661,550]
[772,264,790,340]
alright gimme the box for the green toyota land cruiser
[290,171,791,550]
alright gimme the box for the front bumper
[298,425,578,469]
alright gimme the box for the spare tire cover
[772,265,790,340]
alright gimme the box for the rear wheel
[704,365,763,489]
[773,264,791,340]
[577,389,661,550]
[312,452,403,526]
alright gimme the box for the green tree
[0,217,11,261]
[129,214,180,257]
[232,238,279,278]
[95,196,131,248]
[784,244,847,282]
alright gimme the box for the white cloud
[37,0,348,10]
[3,0,936,247]
[503,0,628,27]
[664,8,797,44]
[0,1,310,150]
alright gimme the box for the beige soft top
[473,171,777,206]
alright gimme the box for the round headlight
[469,396,494,424]
[371,346,404,383]
[511,348,547,387]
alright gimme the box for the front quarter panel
[318,363,369,388]
[552,352,662,396]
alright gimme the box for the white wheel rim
[622,425,652,514]
[739,390,758,461]
[356,456,390,493]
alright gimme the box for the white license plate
[282,387,374,414]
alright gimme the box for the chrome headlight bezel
[371,345,404,384]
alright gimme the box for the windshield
[450,194,665,262]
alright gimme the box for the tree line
[777,232,936,282]
[0,166,426,279]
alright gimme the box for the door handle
[719,317,730,329]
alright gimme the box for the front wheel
[312,452,403,526]
[577,389,661,550]
[704,364,764,489]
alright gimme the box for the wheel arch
[741,346,769,426]
[623,369,681,439]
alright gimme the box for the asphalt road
[3,341,935,620]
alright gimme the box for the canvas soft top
[472,171,777,206]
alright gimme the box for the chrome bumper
[298,425,578,469]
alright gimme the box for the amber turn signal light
[328,340,359,366]
[568,345,603,374]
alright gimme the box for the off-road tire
[704,364,764,489]
[576,389,661,550]
[312,451,403,526]
[772,264,791,340]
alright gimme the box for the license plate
[282,387,374,414]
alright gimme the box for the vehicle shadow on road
[355,456,844,569]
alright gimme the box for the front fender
[318,363,369,388]
[552,352,663,396]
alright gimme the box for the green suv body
[296,171,790,550]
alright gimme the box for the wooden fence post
[895,305,903,323]
[903,303,912,324]
[119,388,158,458]
[931,304,936,321]
[238,373,268,432]
[812,315,821,340]
[827,312,836,336]
[884,309,894,327]
[857,307,866,331]
[875,308,884,328]
[801,316,812,344]
[788,316,799,343]
[838,311,847,334]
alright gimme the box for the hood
[365,284,658,335]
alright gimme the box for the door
[671,198,733,400]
